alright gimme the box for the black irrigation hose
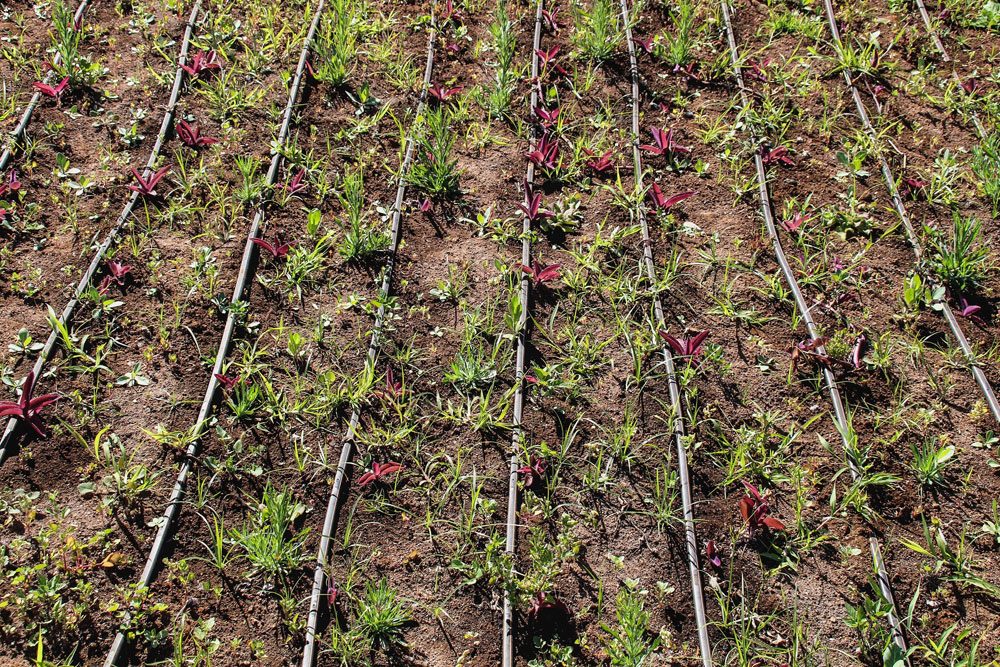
[102,2,325,664]
[299,21,437,667]
[912,0,987,137]
[618,1,712,664]
[0,0,94,172]
[0,0,202,467]
[822,0,1000,424]
[719,0,910,655]
[502,2,543,665]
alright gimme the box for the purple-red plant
[533,105,559,128]
[357,461,403,489]
[0,169,22,198]
[214,373,241,391]
[98,259,133,294]
[705,540,722,569]
[584,149,613,174]
[278,168,307,195]
[745,57,772,82]
[419,198,433,213]
[673,62,701,83]
[527,591,568,623]
[373,368,404,401]
[738,481,785,536]
[428,83,463,103]
[0,371,59,438]
[780,212,810,234]
[957,297,984,325]
[127,166,171,197]
[33,76,70,100]
[517,455,547,490]
[535,46,568,77]
[518,260,561,286]
[850,333,867,370]
[961,78,980,96]
[519,185,551,223]
[640,127,691,158]
[659,330,709,358]
[648,184,694,212]
[181,51,221,78]
[176,120,218,148]
[633,36,654,54]
[526,133,559,170]
[900,176,927,200]
[541,7,560,32]
[761,146,794,167]
[251,236,292,259]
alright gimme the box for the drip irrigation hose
[299,21,437,667]
[101,2,326,664]
[912,0,987,137]
[822,0,1000,424]
[0,0,94,172]
[502,2,544,665]
[719,0,910,654]
[0,1,203,467]
[618,0,713,664]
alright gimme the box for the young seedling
[181,51,221,78]
[517,455,547,490]
[278,168,307,195]
[640,127,690,158]
[585,149,613,173]
[659,330,709,358]
[127,166,171,197]
[738,481,785,536]
[213,373,241,391]
[533,105,559,127]
[518,260,561,286]
[780,212,810,234]
[761,146,794,167]
[251,236,292,259]
[357,461,403,489]
[535,46,568,77]
[175,120,218,147]
[0,170,22,197]
[519,185,551,224]
[648,184,694,212]
[428,83,462,103]
[33,76,70,100]
[0,371,59,438]
[98,260,133,294]
[526,133,559,171]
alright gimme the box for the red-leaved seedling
[518,260,561,286]
[127,166,171,197]
[961,78,980,95]
[279,168,307,194]
[526,133,559,171]
[584,149,613,174]
[419,198,433,213]
[519,184,551,223]
[517,455,547,490]
[214,373,241,391]
[357,461,403,489]
[659,330,709,358]
[738,481,785,536]
[33,76,70,100]
[673,62,701,83]
[780,212,810,234]
[0,371,59,438]
[527,591,568,623]
[648,184,694,212]
[761,146,794,167]
[535,46,568,77]
[957,297,984,325]
[901,176,927,200]
[98,259,133,294]
[850,333,867,370]
[373,368,404,402]
[428,84,463,103]
[705,540,722,569]
[632,36,654,54]
[251,236,292,259]
[745,57,772,82]
[640,127,691,157]
[176,120,218,148]
[541,7,559,32]
[0,169,22,197]
[533,105,559,127]
[181,51,221,78]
